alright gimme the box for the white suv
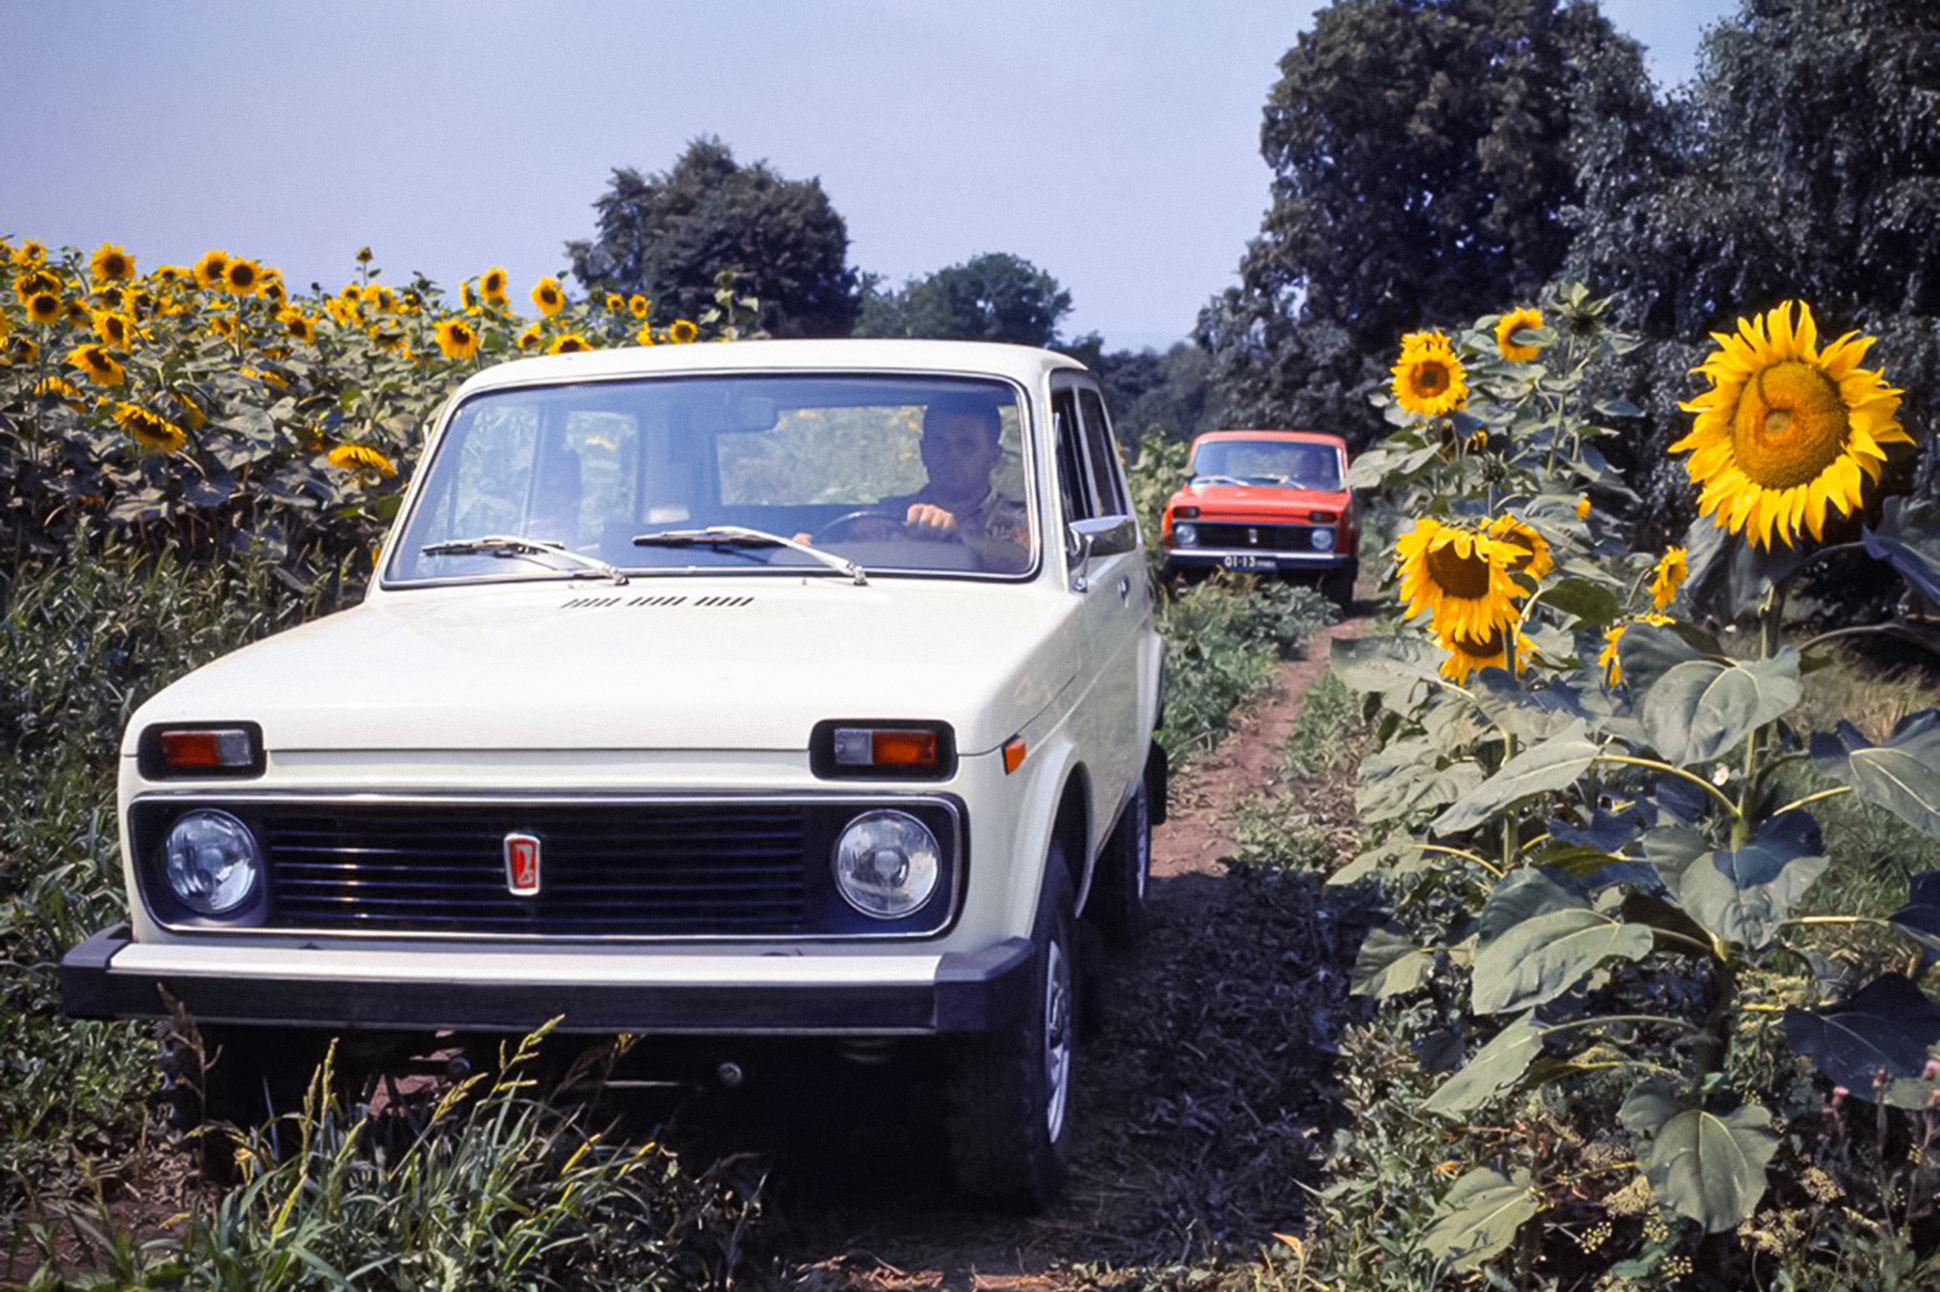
[63,339,1165,1210]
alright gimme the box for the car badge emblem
[504,833,542,897]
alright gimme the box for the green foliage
[1155,580,1333,767]
[855,252,1071,347]
[1197,0,1659,448]
[1279,671,1363,779]
[1056,337,1224,447]
[23,1029,761,1290]
[566,137,859,337]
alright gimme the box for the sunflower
[92,311,134,348]
[16,268,61,300]
[12,239,47,266]
[434,317,479,360]
[207,313,237,340]
[259,273,287,306]
[370,323,407,353]
[548,332,591,354]
[605,293,625,312]
[480,266,508,306]
[240,367,288,391]
[1673,300,1909,549]
[1575,494,1592,521]
[518,323,543,351]
[6,336,36,364]
[362,283,396,312]
[531,276,566,317]
[194,249,230,289]
[324,298,359,327]
[1394,517,1529,643]
[1391,330,1468,417]
[669,318,698,344]
[1438,624,1534,683]
[459,280,477,312]
[635,322,658,347]
[1649,547,1688,609]
[112,402,188,453]
[219,258,260,295]
[26,291,64,325]
[338,282,364,303]
[67,343,125,386]
[327,443,397,476]
[279,309,318,345]
[1486,514,1554,581]
[35,376,87,411]
[1494,307,1544,362]
[629,294,650,318]
[1601,614,1676,686]
[87,242,134,283]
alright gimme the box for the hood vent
[560,593,754,611]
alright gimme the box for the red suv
[1159,430,1359,607]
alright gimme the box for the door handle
[1118,575,1131,603]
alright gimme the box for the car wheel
[157,1020,335,1184]
[1087,774,1152,947]
[946,845,1075,1212]
[1322,559,1358,613]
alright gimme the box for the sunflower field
[1309,282,1940,1287]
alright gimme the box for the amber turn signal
[1003,736,1027,774]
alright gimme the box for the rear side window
[1077,389,1129,517]
[1052,389,1092,527]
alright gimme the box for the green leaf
[1811,709,1940,839]
[1468,672,1597,742]
[1471,907,1653,1015]
[1357,736,1484,825]
[1640,651,1800,767]
[1613,622,1705,696]
[1351,926,1435,999]
[1543,577,1621,628]
[1330,636,1445,704]
[1424,1015,1543,1116]
[1474,869,1585,943]
[1676,812,1828,949]
[1781,974,1940,1097]
[1421,1168,1541,1271]
[1327,836,1427,886]
[1640,1106,1778,1233]
[1432,724,1601,833]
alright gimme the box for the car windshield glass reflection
[1192,440,1340,490]
[388,374,1035,583]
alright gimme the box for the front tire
[157,1020,334,1184]
[1321,558,1358,612]
[947,846,1076,1211]
[1087,775,1152,947]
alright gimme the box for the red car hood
[1167,483,1349,518]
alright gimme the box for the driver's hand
[792,532,812,545]
[905,503,958,540]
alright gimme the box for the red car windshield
[1191,439,1340,490]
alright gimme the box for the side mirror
[1065,516,1138,590]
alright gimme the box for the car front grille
[261,803,811,935]
[1196,522,1314,551]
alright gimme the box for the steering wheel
[813,507,917,544]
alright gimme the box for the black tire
[156,1020,334,1184]
[1321,559,1358,613]
[1087,774,1152,948]
[946,846,1076,1212]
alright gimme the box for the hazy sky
[4,1,1736,351]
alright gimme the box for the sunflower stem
[1598,754,1742,819]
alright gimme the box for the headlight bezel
[141,805,269,925]
[831,808,944,920]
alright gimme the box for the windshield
[1191,439,1341,490]
[388,374,1035,584]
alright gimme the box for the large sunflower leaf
[1639,1106,1778,1233]
[1889,870,1940,947]
[1468,671,1600,742]
[1474,868,1586,943]
[1328,836,1428,887]
[1470,906,1653,1015]
[1424,1015,1544,1117]
[1432,724,1601,833]
[1330,636,1446,706]
[1682,515,1805,622]
[1542,577,1622,629]
[1640,651,1801,767]
[1862,499,1940,607]
[1421,1167,1541,1271]
[1351,925,1435,999]
[1676,811,1828,950]
[1613,621,1706,697]
[1357,734,1485,824]
[1810,710,1940,840]
[1781,973,1940,1097]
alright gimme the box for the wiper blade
[420,535,629,585]
[632,525,867,586]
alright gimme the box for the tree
[1058,336,1224,446]
[1198,0,1659,448]
[567,138,860,338]
[856,253,1072,347]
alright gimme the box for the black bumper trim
[61,926,1035,1037]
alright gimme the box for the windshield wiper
[632,525,867,586]
[420,535,629,585]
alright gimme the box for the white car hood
[126,577,1078,758]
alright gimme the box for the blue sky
[3,1,1735,351]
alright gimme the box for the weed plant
[1155,580,1332,768]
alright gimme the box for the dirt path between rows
[751,617,1373,1291]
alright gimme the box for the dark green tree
[856,253,1072,347]
[1058,336,1224,446]
[567,138,860,337]
[1198,0,1660,448]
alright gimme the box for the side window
[1052,389,1093,527]
[1077,389,1129,517]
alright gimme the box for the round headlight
[832,810,940,919]
[1173,523,1198,548]
[1310,527,1336,551]
[163,809,262,915]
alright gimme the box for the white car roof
[450,337,1090,401]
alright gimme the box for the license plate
[1221,553,1269,571]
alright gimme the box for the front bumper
[61,925,1034,1036]
[1162,547,1353,574]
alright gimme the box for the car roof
[1190,429,1347,448]
[450,338,1090,401]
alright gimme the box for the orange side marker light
[1002,735,1027,775]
